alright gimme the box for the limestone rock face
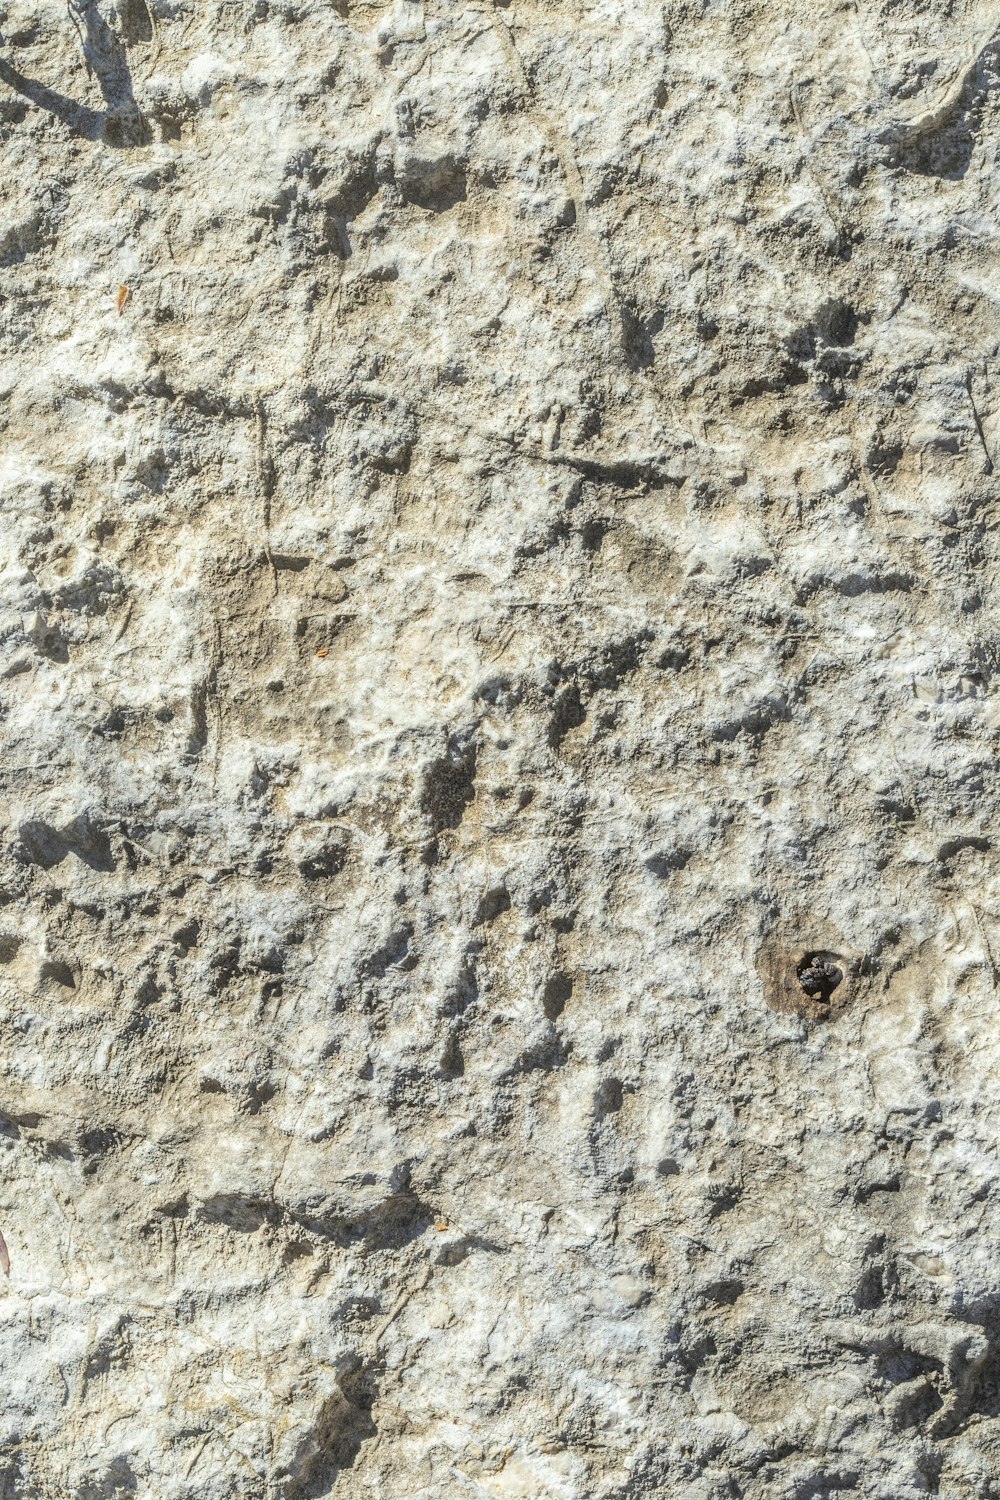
[2,0,1000,1495]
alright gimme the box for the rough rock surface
[2,0,1000,1495]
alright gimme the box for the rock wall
[1,1,1000,1495]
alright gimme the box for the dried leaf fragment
[316,647,330,659]
[0,1228,10,1276]
[117,284,130,316]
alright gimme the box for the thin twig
[968,902,998,988]
[966,371,994,474]
[255,400,278,597]
[141,0,161,73]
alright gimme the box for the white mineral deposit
[1,1,999,1496]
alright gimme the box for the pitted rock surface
[2,2,1000,1497]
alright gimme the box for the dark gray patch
[16,814,116,873]
[421,741,477,831]
[542,972,572,1020]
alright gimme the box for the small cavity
[40,959,76,989]
[594,1077,624,1116]
[797,953,843,1005]
[542,972,572,1021]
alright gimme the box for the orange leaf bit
[117,284,130,316]
[316,647,330,659]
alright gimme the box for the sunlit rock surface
[2,1,1000,1495]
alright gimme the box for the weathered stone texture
[2,1,1000,1496]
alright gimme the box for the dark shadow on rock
[898,116,974,180]
[288,1363,379,1498]
[622,307,664,372]
[16,814,116,872]
[116,0,153,46]
[72,0,150,145]
[891,42,999,182]
[0,2,150,147]
[0,56,104,139]
[322,156,380,259]
[78,1455,139,1499]
[956,1294,1000,1425]
[398,154,467,214]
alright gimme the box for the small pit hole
[542,972,572,1021]
[797,953,843,1005]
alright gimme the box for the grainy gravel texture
[2,0,1000,1496]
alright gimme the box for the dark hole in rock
[421,742,477,831]
[899,119,974,181]
[439,1033,464,1078]
[855,1260,889,1310]
[702,1278,744,1306]
[41,959,76,989]
[797,953,843,1004]
[298,834,348,880]
[542,972,572,1020]
[79,1127,119,1154]
[104,107,153,150]
[475,886,510,925]
[595,1077,624,1115]
[17,814,116,872]
[300,1366,379,1484]
[0,934,21,963]
[519,1031,567,1071]
[581,517,607,552]
[548,683,585,747]
[814,297,858,346]
[246,1078,277,1115]
[399,156,467,214]
[282,1239,313,1263]
[172,920,200,952]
